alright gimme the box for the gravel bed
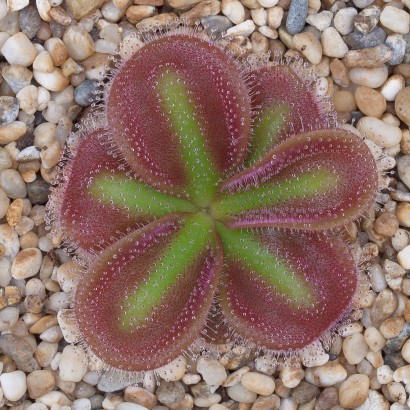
[0,0,410,409]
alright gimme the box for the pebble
[281,366,305,388]
[63,26,95,61]
[386,34,406,65]
[286,0,308,35]
[381,74,405,101]
[354,5,380,34]
[0,168,27,198]
[156,382,185,405]
[33,68,70,92]
[354,86,385,118]
[36,391,71,407]
[241,372,275,395]
[0,305,19,330]
[72,398,92,410]
[339,374,370,408]
[221,0,245,25]
[27,369,55,399]
[0,96,19,126]
[321,27,349,58]
[201,15,233,37]
[343,44,393,68]
[197,357,227,386]
[226,19,255,37]
[35,341,59,368]
[64,0,105,19]
[293,32,322,64]
[2,64,33,93]
[59,345,88,382]
[74,79,100,107]
[380,6,410,35]
[156,356,186,382]
[357,116,401,148]
[334,8,357,36]
[365,326,386,351]
[1,32,37,66]
[306,10,332,31]
[227,383,258,403]
[397,202,410,228]
[398,245,410,269]
[27,178,51,205]
[346,27,387,50]
[305,361,347,387]
[0,370,27,401]
[117,404,148,410]
[350,65,389,88]
[19,5,42,39]
[395,87,410,127]
[11,248,42,279]
[124,386,157,408]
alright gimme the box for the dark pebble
[50,19,66,38]
[156,381,185,405]
[384,322,410,354]
[0,334,34,366]
[19,5,42,40]
[384,352,408,370]
[74,80,101,107]
[0,96,19,126]
[346,27,387,50]
[201,15,233,38]
[286,0,308,35]
[15,131,34,151]
[27,177,51,205]
[291,381,320,404]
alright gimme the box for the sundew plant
[47,26,379,376]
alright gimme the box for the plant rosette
[47,26,380,379]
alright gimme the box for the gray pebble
[19,5,42,39]
[50,19,66,38]
[201,15,233,38]
[89,395,104,410]
[398,155,410,190]
[0,334,34,366]
[2,65,33,94]
[384,352,408,370]
[27,177,51,205]
[403,32,410,64]
[384,322,410,354]
[385,34,406,65]
[156,381,185,405]
[286,0,308,35]
[346,26,386,49]
[352,0,374,8]
[74,80,100,107]
[0,97,19,126]
[97,373,131,392]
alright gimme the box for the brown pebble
[354,86,386,118]
[342,45,393,68]
[49,6,72,25]
[373,212,399,237]
[29,314,58,334]
[333,90,357,112]
[6,198,24,227]
[395,87,410,127]
[330,58,350,87]
[124,386,158,409]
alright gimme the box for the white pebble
[197,357,227,386]
[227,383,257,403]
[221,0,245,24]
[226,19,255,37]
[398,245,410,270]
[350,66,389,88]
[357,116,402,148]
[1,32,37,66]
[241,372,275,395]
[156,356,186,381]
[11,248,42,280]
[380,6,410,35]
[59,345,88,382]
[381,75,405,102]
[0,370,27,401]
[321,27,348,58]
